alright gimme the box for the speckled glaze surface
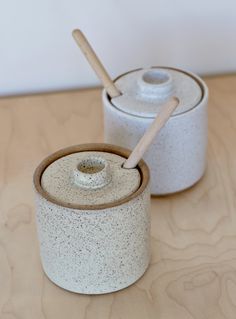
[112,67,202,117]
[103,67,208,195]
[33,144,150,294]
[41,151,141,206]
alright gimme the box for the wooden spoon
[72,29,120,98]
[123,97,179,169]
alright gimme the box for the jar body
[34,144,150,294]
[35,187,150,294]
[103,69,208,195]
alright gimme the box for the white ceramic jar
[103,67,208,195]
[33,144,150,294]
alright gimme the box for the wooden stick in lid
[123,97,179,169]
[72,29,121,98]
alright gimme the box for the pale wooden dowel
[72,29,121,98]
[123,97,179,169]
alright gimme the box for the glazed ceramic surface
[34,144,150,294]
[103,67,208,195]
[41,151,141,205]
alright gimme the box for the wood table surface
[1,74,236,319]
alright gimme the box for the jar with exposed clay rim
[33,144,150,294]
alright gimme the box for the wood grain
[1,75,236,318]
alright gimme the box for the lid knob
[137,69,174,100]
[73,156,112,189]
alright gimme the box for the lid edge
[105,66,208,119]
[33,143,150,211]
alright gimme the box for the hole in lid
[142,70,170,85]
[77,158,105,174]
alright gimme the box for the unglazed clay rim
[33,143,150,210]
[105,66,208,119]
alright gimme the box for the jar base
[151,169,206,197]
[41,260,150,295]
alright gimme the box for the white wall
[1,0,236,96]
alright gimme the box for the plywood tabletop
[1,74,236,318]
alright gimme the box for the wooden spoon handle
[123,97,179,169]
[72,29,120,98]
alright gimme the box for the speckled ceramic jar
[103,66,208,195]
[33,144,150,294]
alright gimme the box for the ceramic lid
[112,67,202,117]
[41,151,141,206]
